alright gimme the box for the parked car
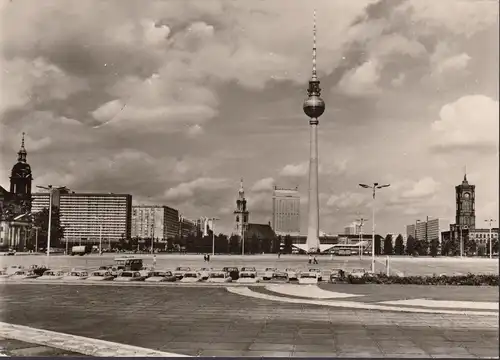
[308,268,323,281]
[62,270,89,281]
[349,268,367,278]
[110,265,125,277]
[207,271,233,283]
[145,271,177,282]
[222,267,240,281]
[38,270,65,280]
[115,271,146,282]
[0,270,11,279]
[262,267,277,281]
[240,266,257,275]
[179,271,202,283]
[237,271,259,283]
[86,270,114,281]
[285,268,299,281]
[197,268,211,280]
[10,270,40,280]
[173,267,192,279]
[273,269,288,281]
[5,265,24,275]
[329,268,345,283]
[298,271,319,284]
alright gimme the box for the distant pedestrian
[308,254,312,264]
[313,256,318,265]
[153,254,157,267]
[204,254,207,262]
[278,252,281,259]
[207,254,211,262]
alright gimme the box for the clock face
[463,193,470,199]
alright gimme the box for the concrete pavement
[0,283,498,357]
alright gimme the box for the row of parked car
[0,264,369,284]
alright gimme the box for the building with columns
[0,134,33,250]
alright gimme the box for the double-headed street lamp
[207,217,219,256]
[485,219,496,259]
[36,185,68,257]
[359,182,390,273]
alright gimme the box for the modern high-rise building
[272,186,300,236]
[32,192,132,244]
[406,218,441,242]
[344,223,361,235]
[131,205,180,241]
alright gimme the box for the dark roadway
[0,284,498,357]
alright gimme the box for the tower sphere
[303,96,325,119]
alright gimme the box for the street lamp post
[207,217,219,256]
[36,185,67,257]
[33,226,40,253]
[359,183,390,273]
[485,219,495,259]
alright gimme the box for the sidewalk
[0,337,90,357]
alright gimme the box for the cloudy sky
[0,0,498,236]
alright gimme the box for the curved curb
[264,284,362,299]
[227,287,499,316]
[0,322,189,357]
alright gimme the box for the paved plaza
[0,281,498,358]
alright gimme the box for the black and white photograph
[0,0,498,358]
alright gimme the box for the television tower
[303,10,326,253]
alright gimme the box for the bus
[329,243,368,256]
[113,256,144,271]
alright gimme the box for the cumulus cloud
[326,192,368,209]
[430,95,499,153]
[251,177,275,192]
[164,177,230,203]
[0,0,497,236]
[337,59,382,97]
[401,177,440,199]
[280,162,309,177]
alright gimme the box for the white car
[298,271,319,284]
[180,271,202,283]
[197,268,211,280]
[0,270,11,279]
[349,268,367,278]
[115,271,146,282]
[173,267,192,279]
[10,270,40,280]
[237,272,259,283]
[86,270,114,281]
[62,270,89,281]
[145,270,177,282]
[262,267,277,281]
[5,265,24,275]
[308,268,323,281]
[285,268,299,281]
[38,270,65,280]
[207,271,232,283]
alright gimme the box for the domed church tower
[9,133,33,213]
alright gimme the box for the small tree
[283,235,293,254]
[383,234,393,255]
[31,207,65,250]
[394,234,405,255]
[415,238,429,256]
[429,238,439,257]
[406,235,415,255]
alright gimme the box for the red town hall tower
[455,173,475,231]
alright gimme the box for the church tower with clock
[455,173,475,230]
[9,133,33,214]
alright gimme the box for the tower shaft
[306,121,320,251]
